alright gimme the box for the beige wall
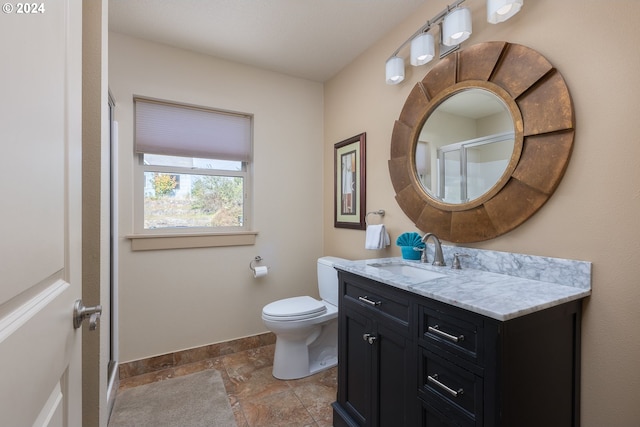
[109,32,325,362]
[324,0,640,425]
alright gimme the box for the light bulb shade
[410,32,435,66]
[487,0,523,24]
[385,56,405,85]
[442,7,472,46]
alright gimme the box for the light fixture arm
[387,0,467,61]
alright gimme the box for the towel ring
[365,210,385,225]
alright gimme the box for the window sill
[126,231,258,251]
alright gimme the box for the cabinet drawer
[419,349,482,424]
[420,399,475,427]
[343,278,410,327]
[420,305,483,365]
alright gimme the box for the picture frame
[334,132,366,229]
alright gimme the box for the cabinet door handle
[428,374,464,398]
[428,325,464,343]
[358,296,381,306]
[362,333,377,345]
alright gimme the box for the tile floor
[117,344,337,427]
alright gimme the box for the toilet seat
[262,296,327,321]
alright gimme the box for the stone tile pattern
[117,333,336,427]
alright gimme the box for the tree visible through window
[190,175,243,226]
[142,155,246,230]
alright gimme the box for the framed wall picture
[334,132,366,229]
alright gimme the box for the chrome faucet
[421,233,446,266]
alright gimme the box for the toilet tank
[317,256,347,306]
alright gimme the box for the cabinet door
[375,322,415,427]
[336,272,417,427]
[339,305,374,426]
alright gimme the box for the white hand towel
[365,224,390,250]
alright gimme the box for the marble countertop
[333,249,592,321]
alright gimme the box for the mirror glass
[415,88,514,204]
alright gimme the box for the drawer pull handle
[428,325,464,343]
[428,374,464,398]
[358,296,381,306]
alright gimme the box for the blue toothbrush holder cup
[401,246,422,260]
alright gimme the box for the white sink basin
[368,262,446,281]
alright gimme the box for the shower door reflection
[435,132,514,204]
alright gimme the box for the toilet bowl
[261,256,346,380]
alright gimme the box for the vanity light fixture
[442,7,472,46]
[385,0,523,85]
[410,32,435,66]
[487,0,523,24]
[385,56,405,84]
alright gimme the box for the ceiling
[108,0,427,82]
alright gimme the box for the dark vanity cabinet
[333,271,583,427]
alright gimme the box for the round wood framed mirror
[389,42,575,242]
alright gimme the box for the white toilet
[261,256,346,380]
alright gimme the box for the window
[134,98,253,235]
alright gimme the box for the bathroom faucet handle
[413,246,427,263]
[451,253,471,269]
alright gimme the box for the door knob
[73,299,102,330]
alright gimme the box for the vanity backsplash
[435,245,591,290]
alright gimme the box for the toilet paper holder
[249,256,266,273]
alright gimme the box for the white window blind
[135,98,252,162]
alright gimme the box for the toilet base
[308,353,337,377]
[271,321,337,380]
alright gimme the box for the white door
[0,1,83,426]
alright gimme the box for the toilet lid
[262,296,327,319]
